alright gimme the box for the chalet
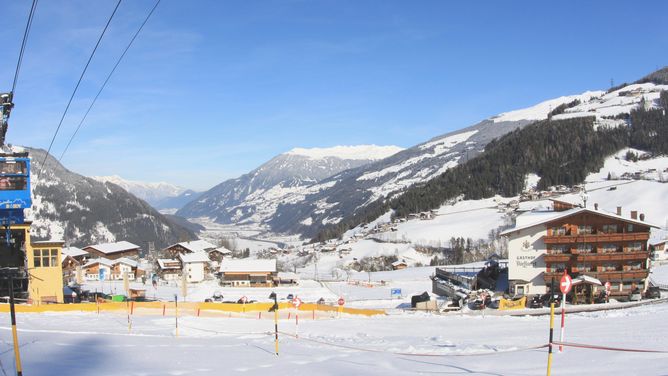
[82,257,143,281]
[219,259,277,287]
[157,258,181,281]
[207,246,232,262]
[61,253,81,285]
[83,241,141,260]
[650,238,668,261]
[392,260,408,270]
[178,251,210,283]
[162,239,217,259]
[274,272,299,285]
[501,204,659,299]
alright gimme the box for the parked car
[529,295,543,309]
[645,286,661,299]
[469,299,485,310]
[629,288,642,301]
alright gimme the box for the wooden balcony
[575,251,649,262]
[543,232,650,244]
[543,269,648,283]
[543,253,571,263]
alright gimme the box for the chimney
[617,206,622,215]
[639,213,645,221]
[594,203,599,210]
[631,211,638,220]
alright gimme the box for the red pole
[288,312,291,320]
[559,293,566,352]
[162,304,166,316]
[258,311,261,319]
[130,301,134,315]
[197,308,200,317]
[312,310,315,320]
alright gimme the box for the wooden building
[502,205,658,298]
[157,259,182,281]
[162,240,216,259]
[219,259,276,287]
[29,239,65,304]
[83,241,141,260]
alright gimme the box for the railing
[543,232,650,244]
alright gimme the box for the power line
[12,0,39,95]
[59,0,161,163]
[37,0,122,180]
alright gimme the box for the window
[601,224,618,234]
[627,224,634,233]
[578,225,593,235]
[627,242,643,252]
[576,243,593,253]
[549,245,568,254]
[550,227,566,236]
[575,263,592,272]
[33,249,58,267]
[0,161,27,191]
[600,244,618,253]
[548,263,565,272]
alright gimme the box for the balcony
[575,251,649,262]
[544,253,571,263]
[543,269,648,283]
[543,232,650,244]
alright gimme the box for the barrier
[0,302,385,317]
[498,297,526,310]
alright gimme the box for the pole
[175,294,179,337]
[559,293,566,352]
[546,302,555,376]
[127,299,132,333]
[274,300,279,356]
[9,276,23,376]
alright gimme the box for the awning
[572,275,602,286]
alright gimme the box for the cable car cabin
[0,226,29,300]
[0,152,31,224]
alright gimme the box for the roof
[179,251,210,263]
[157,258,181,270]
[168,239,217,253]
[219,259,276,273]
[572,275,602,286]
[62,246,88,258]
[60,254,80,264]
[84,241,140,255]
[501,207,660,236]
[277,272,299,280]
[115,257,138,268]
[649,238,667,246]
[83,257,114,268]
[391,260,407,266]
[210,246,232,255]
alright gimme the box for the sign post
[604,281,611,303]
[291,296,302,338]
[559,272,572,353]
[337,296,345,317]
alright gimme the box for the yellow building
[9,222,65,304]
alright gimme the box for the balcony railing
[543,232,650,244]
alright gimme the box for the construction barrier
[0,301,384,317]
[498,297,526,310]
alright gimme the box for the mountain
[91,175,188,207]
[177,145,403,224]
[27,148,197,248]
[153,190,203,211]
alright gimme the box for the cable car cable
[12,0,39,95]
[37,0,122,180]
[59,0,161,163]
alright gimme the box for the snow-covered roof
[392,260,407,266]
[62,246,88,258]
[277,272,299,280]
[501,207,660,236]
[157,259,181,270]
[173,239,217,253]
[649,238,667,246]
[115,257,138,268]
[572,275,602,286]
[219,259,276,273]
[179,251,210,264]
[211,246,232,255]
[83,258,114,268]
[85,241,140,255]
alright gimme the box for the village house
[207,246,232,262]
[219,259,277,287]
[178,251,210,283]
[650,238,668,261]
[61,253,80,285]
[156,258,182,281]
[83,241,141,260]
[82,257,144,281]
[162,239,217,259]
[61,246,89,263]
[392,260,408,270]
[501,203,658,300]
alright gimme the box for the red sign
[240,295,248,304]
[291,297,302,308]
[337,297,345,306]
[604,281,611,295]
[560,273,573,294]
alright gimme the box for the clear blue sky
[2,0,667,191]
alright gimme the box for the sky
[1,0,667,191]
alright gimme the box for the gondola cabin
[0,152,31,216]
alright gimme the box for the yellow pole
[9,276,23,376]
[547,302,555,376]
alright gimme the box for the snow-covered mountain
[92,175,188,207]
[179,68,668,240]
[177,145,403,224]
[28,148,196,248]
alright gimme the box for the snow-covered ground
[4,265,666,375]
